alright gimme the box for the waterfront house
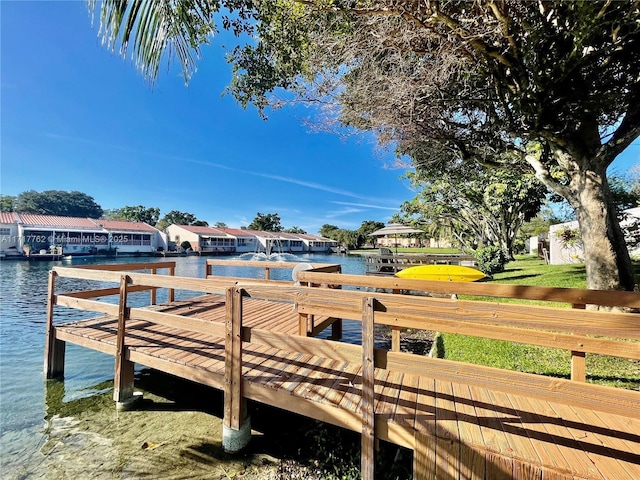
[94,219,165,255]
[166,225,236,254]
[296,233,337,253]
[217,228,259,254]
[0,212,22,257]
[0,213,165,257]
[16,213,107,255]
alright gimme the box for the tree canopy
[14,190,103,218]
[247,212,283,232]
[106,205,161,225]
[0,195,16,212]
[157,210,209,230]
[90,0,640,289]
[400,161,547,258]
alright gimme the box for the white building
[166,225,236,253]
[0,213,165,257]
[549,207,640,265]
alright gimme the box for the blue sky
[1,2,638,235]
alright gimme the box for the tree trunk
[572,172,635,291]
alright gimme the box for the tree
[334,228,361,250]
[0,195,16,212]
[15,190,103,218]
[107,205,160,225]
[248,212,282,232]
[400,162,547,259]
[214,221,228,228]
[358,220,384,237]
[317,223,362,248]
[284,226,307,234]
[319,224,340,239]
[157,210,208,230]
[90,2,640,290]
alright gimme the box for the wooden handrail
[225,287,640,419]
[296,271,640,308]
[73,261,176,271]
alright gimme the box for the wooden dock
[45,261,640,480]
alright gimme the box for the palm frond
[87,0,218,84]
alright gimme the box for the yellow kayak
[395,265,486,282]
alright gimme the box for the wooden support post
[571,351,586,382]
[298,313,309,336]
[329,280,342,341]
[330,317,342,341]
[44,270,65,379]
[361,297,376,480]
[224,287,243,430]
[264,267,271,280]
[114,274,134,404]
[571,303,586,382]
[150,268,157,305]
[391,326,401,352]
[168,265,175,302]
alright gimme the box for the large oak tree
[90,0,640,290]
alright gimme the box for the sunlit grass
[440,255,640,390]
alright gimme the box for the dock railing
[295,270,640,381]
[230,282,640,478]
[45,263,640,480]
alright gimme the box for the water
[0,253,364,475]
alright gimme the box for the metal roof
[172,225,232,236]
[92,219,158,233]
[17,214,100,229]
[0,212,18,224]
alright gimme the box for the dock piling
[114,274,137,407]
[223,287,251,453]
[44,270,66,379]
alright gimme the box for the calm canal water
[0,254,365,476]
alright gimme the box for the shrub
[474,245,508,275]
[180,240,192,251]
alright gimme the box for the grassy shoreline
[439,255,640,390]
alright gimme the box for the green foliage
[402,162,547,258]
[157,210,208,230]
[357,220,385,241]
[15,190,103,218]
[284,226,307,234]
[319,224,340,238]
[474,245,508,275]
[180,240,192,250]
[554,226,582,248]
[247,212,282,232]
[0,195,16,212]
[107,205,160,225]
[609,174,640,212]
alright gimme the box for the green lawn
[439,255,640,390]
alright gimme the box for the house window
[0,228,11,236]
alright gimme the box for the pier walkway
[45,261,640,480]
